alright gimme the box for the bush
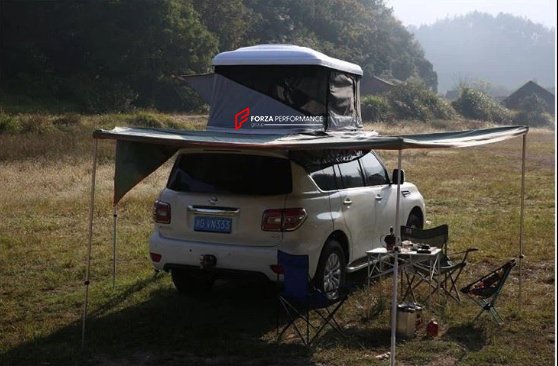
[361,95,393,122]
[52,114,82,131]
[125,111,173,128]
[386,81,456,121]
[19,114,53,134]
[511,94,554,127]
[0,113,21,134]
[513,110,553,127]
[452,88,512,123]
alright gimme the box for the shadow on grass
[444,323,486,352]
[1,275,321,366]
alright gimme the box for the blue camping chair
[274,250,348,346]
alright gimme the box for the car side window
[337,159,365,188]
[360,152,389,186]
[310,166,337,191]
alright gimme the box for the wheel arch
[408,206,424,228]
[326,230,350,264]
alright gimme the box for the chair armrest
[448,247,478,256]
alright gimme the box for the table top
[366,246,442,256]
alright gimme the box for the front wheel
[406,212,423,229]
[314,239,346,300]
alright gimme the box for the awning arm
[518,134,526,308]
[81,139,98,350]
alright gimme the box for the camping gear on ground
[274,250,348,346]
[460,259,517,325]
[426,319,439,337]
[400,225,478,303]
[396,303,423,338]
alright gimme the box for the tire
[314,239,346,301]
[406,211,423,229]
[171,269,215,295]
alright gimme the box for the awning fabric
[93,125,528,204]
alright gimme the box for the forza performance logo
[234,107,250,130]
[233,107,323,129]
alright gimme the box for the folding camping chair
[274,250,348,346]
[400,225,478,303]
[460,258,517,325]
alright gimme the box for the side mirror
[392,169,405,184]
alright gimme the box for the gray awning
[93,125,528,204]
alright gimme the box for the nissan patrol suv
[149,148,424,297]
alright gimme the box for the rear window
[167,153,292,195]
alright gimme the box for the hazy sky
[387,0,557,28]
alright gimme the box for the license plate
[194,216,232,233]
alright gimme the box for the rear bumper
[149,231,279,280]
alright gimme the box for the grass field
[0,114,555,365]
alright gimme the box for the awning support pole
[112,205,118,288]
[390,149,403,366]
[518,134,526,309]
[81,139,98,351]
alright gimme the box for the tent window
[168,153,292,195]
[328,72,356,117]
[216,65,328,116]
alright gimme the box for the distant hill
[410,12,556,94]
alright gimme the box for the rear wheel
[314,239,346,300]
[171,269,215,294]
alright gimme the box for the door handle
[375,194,383,201]
[343,198,352,205]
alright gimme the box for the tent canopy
[184,45,363,133]
[93,125,528,204]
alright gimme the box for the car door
[331,159,376,261]
[360,152,396,248]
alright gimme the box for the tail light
[150,252,162,262]
[153,200,171,224]
[270,264,284,274]
[261,208,307,232]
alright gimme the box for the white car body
[149,148,425,283]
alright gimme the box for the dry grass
[0,115,554,365]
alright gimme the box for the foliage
[512,94,554,127]
[452,88,513,123]
[1,0,218,112]
[412,12,555,93]
[361,95,393,122]
[386,81,456,121]
[0,0,437,112]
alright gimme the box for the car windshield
[167,153,292,195]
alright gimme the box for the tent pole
[390,149,403,366]
[518,134,526,309]
[81,139,98,351]
[112,205,118,288]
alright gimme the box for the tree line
[411,12,555,94]
[0,0,436,112]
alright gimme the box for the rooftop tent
[188,45,363,133]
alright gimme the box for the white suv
[149,147,425,296]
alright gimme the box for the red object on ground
[427,319,439,337]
